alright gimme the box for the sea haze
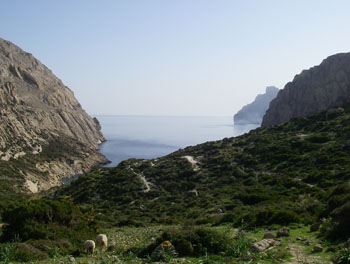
[97,115,258,167]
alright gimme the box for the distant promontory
[233,86,279,125]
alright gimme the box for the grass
[1,225,335,263]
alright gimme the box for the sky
[1,0,350,116]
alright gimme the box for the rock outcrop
[262,53,350,127]
[234,86,279,125]
[0,38,108,193]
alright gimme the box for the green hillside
[3,105,350,263]
[55,105,350,236]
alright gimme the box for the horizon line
[91,114,234,118]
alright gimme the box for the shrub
[333,248,350,264]
[226,231,252,258]
[243,208,301,228]
[14,243,48,262]
[0,243,16,263]
[1,199,97,252]
[139,226,230,257]
[327,202,350,240]
[216,212,237,225]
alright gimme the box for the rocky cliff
[234,86,279,125]
[0,38,108,193]
[262,53,350,127]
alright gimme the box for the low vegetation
[3,105,350,262]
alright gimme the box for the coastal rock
[262,53,350,127]
[234,86,279,125]
[0,38,108,193]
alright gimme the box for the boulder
[251,239,279,252]
[263,232,275,239]
[312,244,323,253]
[276,227,290,237]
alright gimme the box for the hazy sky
[1,0,350,116]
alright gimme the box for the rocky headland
[262,53,350,127]
[234,86,279,125]
[0,38,108,193]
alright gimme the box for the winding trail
[182,156,200,171]
[287,243,329,264]
[128,165,152,192]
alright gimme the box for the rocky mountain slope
[0,38,108,194]
[262,53,350,127]
[234,86,279,125]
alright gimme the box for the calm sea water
[96,115,258,167]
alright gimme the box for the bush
[226,231,252,258]
[14,243,48,262]
[333,248,350,264]
[327,202,350,240]
[139,226,231,257]
[216,212,237,225]
[1,199,97,252]
[243,208,301,228]
[0,243,16,263]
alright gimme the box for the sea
[97,115,258,167]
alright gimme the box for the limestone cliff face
[234,86,279,125]
[262,53,350,127]
[0,38,108,193]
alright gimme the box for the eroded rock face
[234,86,279,125]
[0,38,108,193]
[262,53,350,127]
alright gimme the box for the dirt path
[128,166,152,192]
[182,156,200,171]
[287,243,329,264]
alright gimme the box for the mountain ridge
[262,52,350,127]
[0,38,108,193]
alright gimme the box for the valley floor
[8,225,333,264]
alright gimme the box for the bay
[96,115,258,167]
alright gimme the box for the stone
[251,239,279,252]
[186,189,198,198]
[0,38,108,193]
[312,244,323,253]
[310,223,320,232]
[262,53,350,127]
[276,227,290,237]
[68,255,75,262]
[263,231,275,239]
[234,86,279,125]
